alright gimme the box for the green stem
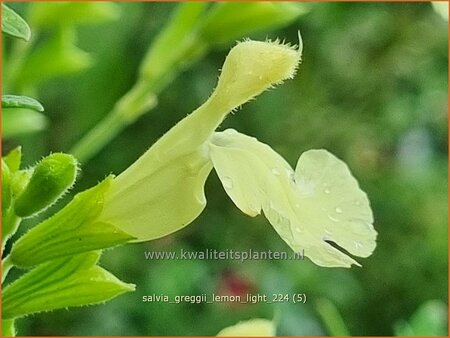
[69,3,208,163]
[70,82,157,162]
[4,32,37,93]
[315,298,350,336]
[2,255,13,284]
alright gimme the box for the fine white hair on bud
[210,37,301,112]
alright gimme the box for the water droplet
[328,214,339,222]
[225,129,238,135]
[324,188,331,194]
[295,226,303,233]
[364,222,375,230]
[354,241,363,249]
[286,169,295,181]
[271,168,281,176]
[335,207,343,214]
[248,203,260,214]
[222,176,233,189]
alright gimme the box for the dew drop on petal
[222,176,234,189]
[328,214,339,222]
[248,203,259,214]
[295,226,303,233]
[298,177,315,196]
[224,129,238,136]
[324,188,331,194]
[286,169,295,181]
[354,241,363,249]
[335,207,343,214]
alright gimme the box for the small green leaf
[200,2,307,46]
[1,4,31,41]
[2,319,15,336]
[10,176,135,268]
[10,169,32,198]
[14,153,78,218]
[2,159,12,214]
[3,251,135,319]
[3,146,22,173]
[2,108,48,137]
[2,95,44,112]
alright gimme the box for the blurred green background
[2,2,448,336]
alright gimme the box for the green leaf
[2,319,15,336]
[29,2,119,28]
[10,169,32,198]
[1,4,31,41]
[2,108,48,137]
[2,159,12,214]
[3,146,22,173]
[3,251,135,319]
[14,153,78,218]
[2,95,44,112]
[200,2,307,45]
[10,176,135,268]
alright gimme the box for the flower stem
[315,298,350,336]
[70,82,157,162]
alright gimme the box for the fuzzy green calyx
[14,153,78,218]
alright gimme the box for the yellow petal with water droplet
[209,129,377,268]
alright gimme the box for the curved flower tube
[99,37,377,267]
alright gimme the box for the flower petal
[209,129,377,268]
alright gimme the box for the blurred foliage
[394,300,448,336]
[2,2,448,336]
